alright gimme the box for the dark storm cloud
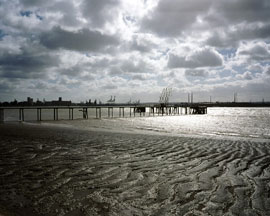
[20,0,50,7]
[142,0,212,37]
[0,80,12,91]
[81,0,120,27]
[131,74,147,81]
[60,65,85,77]
[266,67,270,76]
[109,59,152,76]
[168,48,223,68]
[40,26,119,52]
[238,42,270,62]
[0,51,58,79]
[212,0,270,24]
[142,0,270,40]
[206,24,270,48]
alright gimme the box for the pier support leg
[83,108,86,119]
[108,108,113,118]
[83,108,88,119]
[69,108,73,120]
[22,109,24,121]
[94,108,100,119]
[0,109,4,122]
[54,108,56,120]
[19,108,24,121]
[37,108,42,121]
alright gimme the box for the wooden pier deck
[0,104,207,122]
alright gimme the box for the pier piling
[69,108,73,120]
[0,109,4,122]
[0,104,207,122]
[19,108,24,121]
[53,108,58,120]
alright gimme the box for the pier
[0,104,207,122]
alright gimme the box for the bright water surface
[3,107,270,140]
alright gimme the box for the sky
[0,0,270,103]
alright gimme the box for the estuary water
[37,107,270,141]
[3,107,270,140]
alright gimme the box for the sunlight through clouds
[0,0,269,102]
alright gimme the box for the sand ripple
[0,124,270,215]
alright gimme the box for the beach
[1,122,270,216]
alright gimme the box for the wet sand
[0,123,270,216]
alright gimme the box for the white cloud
[0,0,270,102]
[236,41,270,62]
[168,47,223,68]
[236,71,254,80]
[185,69,209,77]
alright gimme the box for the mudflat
[0,123,270,215]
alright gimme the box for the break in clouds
[0,0,270,102]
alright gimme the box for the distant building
[45,97,71,106]
[27,97,33,105]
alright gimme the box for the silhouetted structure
[159,87,172,106]
[45,97,71,106]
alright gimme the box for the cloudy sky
[0,0,270,103]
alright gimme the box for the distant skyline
[0,0,270,103]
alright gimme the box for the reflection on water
[41,107,270,140]
[3,107,270,139]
